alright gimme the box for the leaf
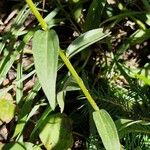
[0,142,26,150]
[0,30,34,85]
[16,54,23,104]
[32,30,59,110]
[0,97,15,125]
[66,28,110,58]
[116,29,150,57]
[145,14,150,26]
[30,106,52,141]
[115,119,150,139]
[13,80,41,139]
[0,5,32,84]
[0,142,41,150]
[62,76,80,91]
[133,73,150,85]
[57,75,80,113]
[57,91,65,113]
[39,113,73,150]
[107,0,116,4]
[93,109,120,150]
[84,0,106,31]
[119,63,150,86]
[44,8,60,28]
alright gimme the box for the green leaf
[115,119,150,139]
[145,14,150,25]
[0,142,41,150]
[32,30,59,110]
[130,71,150,86]
[0,30,34,85]
[30,106,52,141]
[119,63,150,86]
[116,29,150,57]
[57,91,65,113]
[13,80,41,139]
[39,113,73,150]
[57,75,80,113]
[66,28,110,58]
[84,0,106,31]
[16,54,23,104]
[0,98,15,125]
[93,109,120,150]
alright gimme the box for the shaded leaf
[32,30,59,110]
[0,6,32,84]
[0,142,41,150]
[93,109,120,150]
[119,63,150,86]
[13,80,41,139]
[30,106,52,141]
[39,113,73,150]
[116,119,150,139]
[84,0,106,31]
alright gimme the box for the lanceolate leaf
[66,28,110,58]
[93,109,120,150]
[32,30,59,110]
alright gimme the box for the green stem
[25,0,99,111]
[25,0,48,31]
[59,50,99,111]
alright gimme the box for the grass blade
[16,53,23,104]
[12,80,41,139]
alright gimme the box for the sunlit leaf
[0,97,15,125]
[66,28,110,58]
[57,91,65,113]
[93,109,120,150]
[132,72,150,85]
[32,30,59,110]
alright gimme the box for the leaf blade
[93,109,120,150]
[66,28,110,58]
[32,30,59,110]
[39,113,73,150]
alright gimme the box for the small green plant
[25,0,120,149]
[1,0,150,149]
